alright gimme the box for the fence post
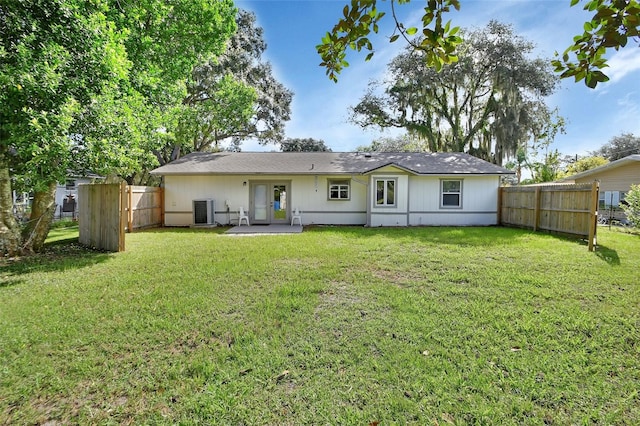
[497,186,503,225]
[160,187,165,227]
[588,180,599,252]
[127,185,133,233]
[119,182,127,252]
[533,187,541,231]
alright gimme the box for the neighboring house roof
[151,152,514,176]
[558,154,640,182]
[64,171,105,180]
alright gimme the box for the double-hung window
[441,179,462,208]
[375,178,396,206]
[329,180,350,200]
[600,190,626,209]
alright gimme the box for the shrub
[622,184,640,228]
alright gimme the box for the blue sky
[235,0,640,159]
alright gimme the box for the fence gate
[78,182,127,252]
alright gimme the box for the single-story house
[150,151,514,227]
[559,154,639,210]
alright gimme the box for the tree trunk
[0,152,22,256]
[21,182,57,253]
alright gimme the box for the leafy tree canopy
[562,155,609,176]
[356,134,428,152]
[153,10,294,167]
[317,0,640,88]
[1,0,129,192]
[349,21,563,165]
[0,0,237,254]
[280,138,332,152]
[519,150,564,184]
[591,132,640,160]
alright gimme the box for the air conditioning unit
[193,199,215,225]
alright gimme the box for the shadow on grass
[594,244,621,265]
[0,236,112,287]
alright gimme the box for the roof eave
[559,155,640,181]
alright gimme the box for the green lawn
[1,226,639,425]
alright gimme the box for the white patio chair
[291,207,302,226]
[238,206,250,226]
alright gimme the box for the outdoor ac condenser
[193,199,215,225]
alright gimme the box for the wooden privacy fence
[498,181,599,251]
[78,183,163,252]
[126,186,163,232]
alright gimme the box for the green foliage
[0,0,237,252]
[176,10,293,156]
[521,149,563,184]
[356,133,428,152]
[563,155,609,176]
[106,0,237,102]
[592,132,640,161]
[177,75,257,153]
[622,184,640,228]
[320,0,639,88]
[1,227,639,423]
[102,0,238,178]
[0,0,130,191]
[349,22,561,165]
[552,0,640,88]
[71,90,154,179]
[280,138,332,152]
[317,0,462,82]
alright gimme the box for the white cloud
[614,91,640,133]
[605,48,640,84]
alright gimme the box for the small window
[329,180,350,200]
[441,179,462,208]
[65,179,76,190]
[375,178,396,206]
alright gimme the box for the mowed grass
[1,226,639,425]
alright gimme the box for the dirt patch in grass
[315,281,363,312]
[169,330,234,355]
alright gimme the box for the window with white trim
[328,179,350,200]
[440,179,462,208]
[600,190,626,209]
[375,178,396,206]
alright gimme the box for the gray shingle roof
[150,152,514,175]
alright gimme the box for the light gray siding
[162,172,501,227]
[163,174,367,226]
[408,175,500,226]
